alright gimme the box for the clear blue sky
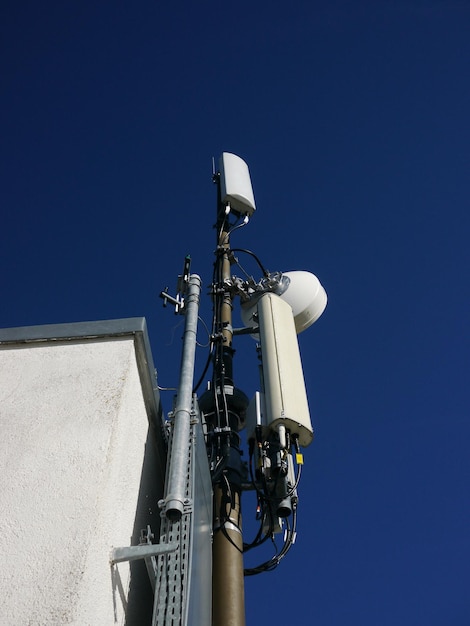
[1,1,469,624]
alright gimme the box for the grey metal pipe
[165,274,201,520]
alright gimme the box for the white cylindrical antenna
[278,423,287,450]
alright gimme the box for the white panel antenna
[219,152,256,216]
[257,293,314,447]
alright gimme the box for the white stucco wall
[0,337,157,625]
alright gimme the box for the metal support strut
[164,273,202,521]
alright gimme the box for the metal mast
[210,194,246,626]
[155,152,327,625]
[164,272,202,522]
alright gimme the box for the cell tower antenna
[158,151,327,625]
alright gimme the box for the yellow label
[296,453,304,465]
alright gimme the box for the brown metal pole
[212,228,246,626]
[212,485,245,625]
